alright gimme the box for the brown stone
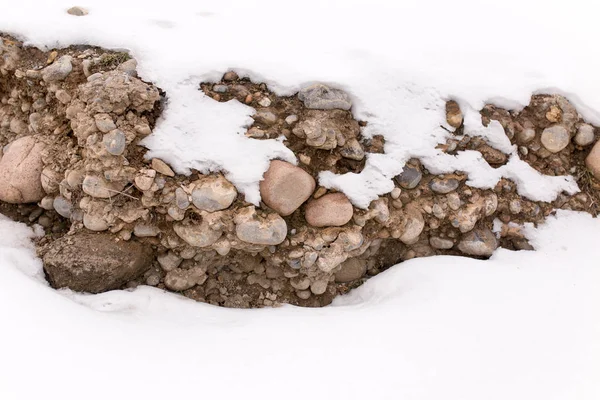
[446,100,463,129]
[335,258,367,283]
[43,233,154,293]
[305,192,353,227]
[0,136,46,203]
[585,140,600,180]
[259,160,315,216]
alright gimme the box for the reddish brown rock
[259,160,315,216]
[305,192,353,227]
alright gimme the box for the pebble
[134,170,156,191]
[223,71,238,81]
[174,221,222,247]
[82,175,116,198]
[40,167,61,194]
[151,158,175,177]
[518,127,536,144]
[258,97,272,107]
[445,100,463,128]
[305,193,353,227]
[399,204,425,245]
[541,125,570,153]
[42,56,72,82]
[259,160,315,216]
[83,212,109,231]
[457,228,498,257]
[452,203,481,233]
[157,253,184,272]
[0,136,46,204]
[55,90,72,104]
[574,124,595,147]
[339,138,365,160]
[53,196,72,218]
[94,113,117,133]
[390,187,402,199]
[164,267,206,291]
[335,258,367,283]
[235,213,288,245]
[509,199,522,214]
[285,115,298,125]
[213,84,228,93]
[298,83,352,110]
[395,165,422,189]
[430,236,454,250]
[191,175,237,212]
[133,223,161,237]
[429,178,459,194]
[585,140,600,179]
[310,280,328,295]
[175,187,190,209]
[103,130,126,155]
[253,110,278,126]
[67,6,88,16]
[40,196,55,210]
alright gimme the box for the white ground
[0,1,599,399]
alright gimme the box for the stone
[134,170,155,191]
[133,223,160,237]
[151,158,175,177]
[43,233,153,293]
[53,196,72,219]
[585,140,600,180]
[0,136,46,203]
[305,193,353,227]
[575,124,595,147]
[83,212,109,231]
[430,178,459,194]
[395,165,422,189]
[458,228,498,257]
[446,192,461,210]
[175,187,190,209]
[310,280,328,295]
[258,97,272,107]
[335,258,367,283]
[55,90,72,104]
[298,84,352,110]
[235,211,287,246]
[339,138,365,160]
[259,160,316,216]
[518,127,536,144]
[399,204,425,245]
[430,236,454,250]
[82,175,120,198]
[103,130,126,156]
[42,56,72,82]
[285,115,298,125]
[446,100,463,128]
[451,203,481,233]
[223,71,238,81]
[541,125,570,153]
[253,110,278,126]
[67,6,88,16]
[164,267,206,291]
[174,220,222,247]
[191,175,237,212]
[40,196,55,210]
[213,84,228,93]
[94,113,117,133]
[40,167,61,194]
[117,59,138,77]
[157,251,183,271]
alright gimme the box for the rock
[399,204,425,245]
[339,138,365,160]
[157,251,183,271]
[575,124,595,147]
[451,203,481,233]
[103,130,126,156]
[53,196,72,218]
[541,125,570,153]
[429,178,459,194]
[40,167,61,194]
[133,223,160,237]
[0,136,46,203]
[42,56,72,82]
[174,220,222,247]
[446,192,461,210]
[446,100,463,128]
[518,127,536,144]
[191,175,237,212]
[117,59,138,77]
[478,145,508,165]
[55,90,72,104]
[223,71,238,81]
[213,84,228,93]
[429,236,454,250]
[175,187,190,209]
[305,193,353,227]
[83,212,109,231]
[259,160,315,216]
[82,175,121,198]
[67,6,88,16]
[395,165,422,189]
[585,140,600,179]
[164,267,206,291]
[134,169,156,191]
[335,258,367,282]
[151,158,175,177]
[40,196,55,210]
[43,233,153,293]
[298,84,352,110]
[310,280,328,295]
[253,110,278,126]
[258,97,272,107]
[285,115,298,125]
[235,207,287,245]
[457,228,498,257]
[94,113,116,133]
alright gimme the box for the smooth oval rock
[335,258,367,283]
[430,236,454,250]
[399,204,425,245]
[305,193,353,227]
[541,125,570,153]
[103,130,126,155]
[191,175,237,212]
[83,213,109,231]
[236,214,287,245]
[575,124,595,147]
[53,196,72,219]
[429,178,459,194]
[174,221,222,247]
[445,100,463,128]
[82,175,118,198]
[298,83,352,110]
[157,251,183,272]
[0,136,46,203]
[259,160,316,216]
[458,228,498,257]
[395,165,422,189]
[585,140,600,180]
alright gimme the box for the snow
[1,1,600,399]
[0,212,599,400]
[1,0,597,206]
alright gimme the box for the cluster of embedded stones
[1,36,598,308]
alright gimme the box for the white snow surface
[0,0,595,206]
[0,212,599,400]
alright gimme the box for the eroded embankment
[1,35,598,308]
